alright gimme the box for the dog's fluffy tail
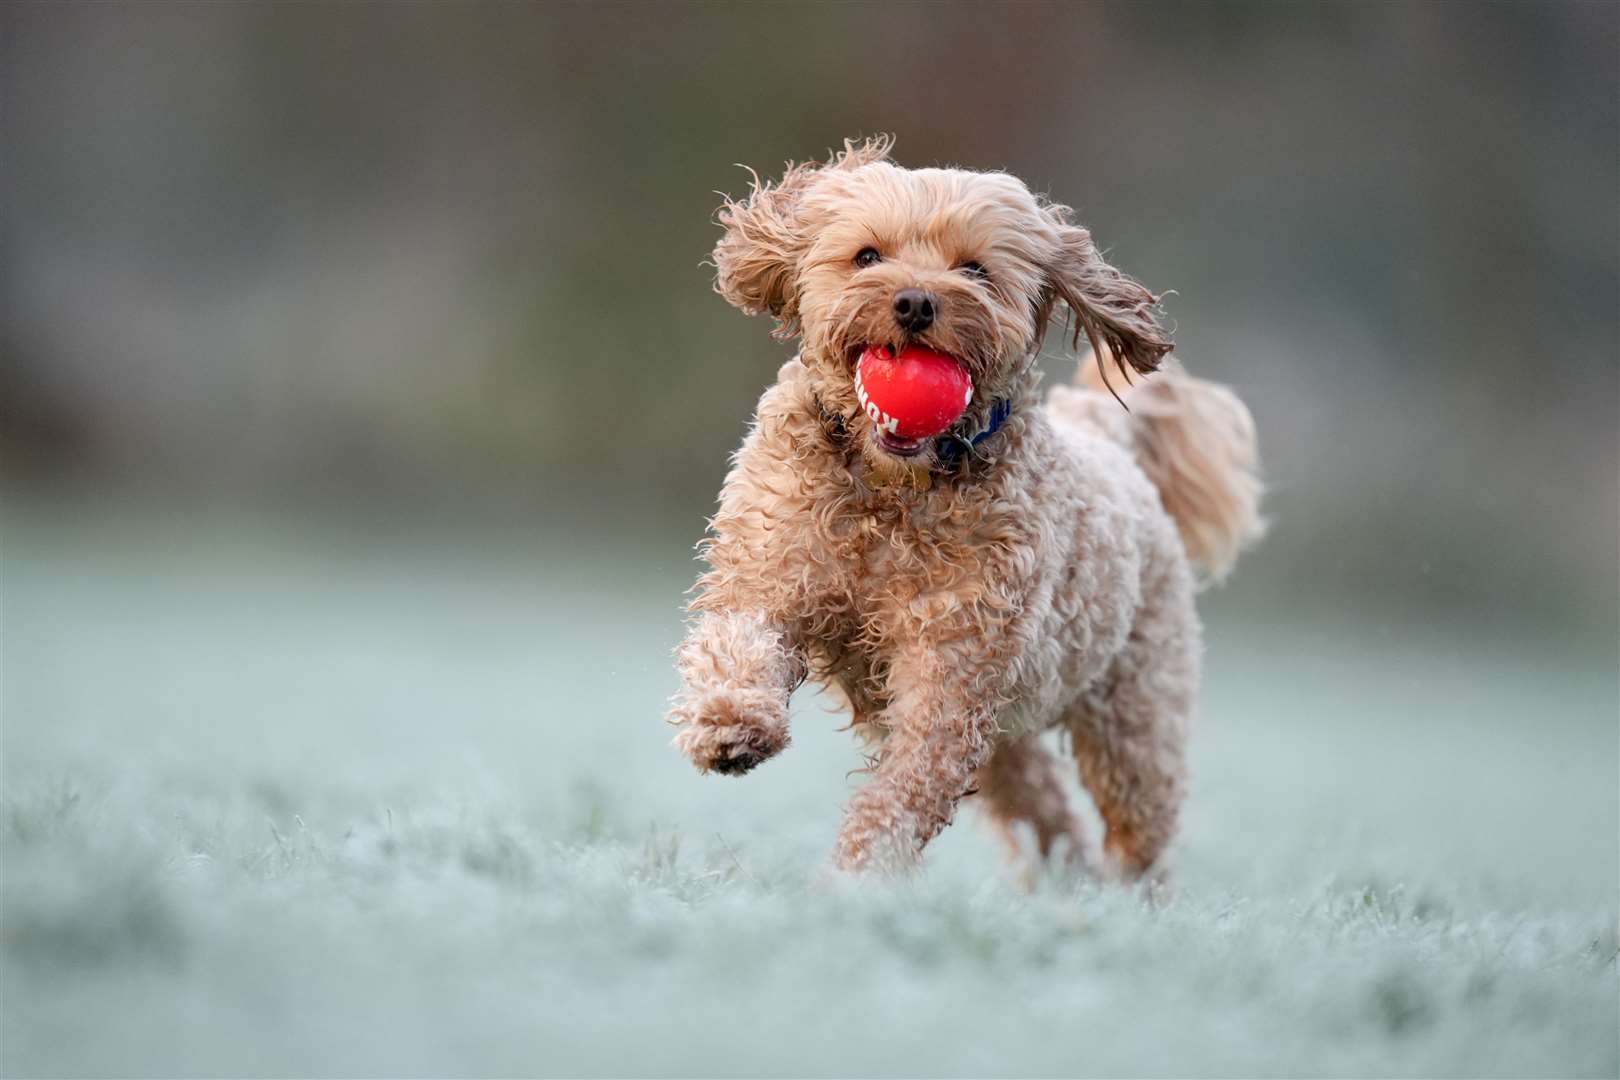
[1078,350,1264,582]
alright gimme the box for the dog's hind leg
[1066,576,1198,881]
[975,734,1095,878]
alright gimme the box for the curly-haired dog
[669,137,1262,878]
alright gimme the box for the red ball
[855,345,974,440]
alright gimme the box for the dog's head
[712,136,1172,463]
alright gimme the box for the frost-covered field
[3,504,1616,1078]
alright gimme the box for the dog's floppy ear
[713,135,894,336]
[1042,204,1173,382]
[712,162,817,327]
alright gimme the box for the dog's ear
[712,162,817,327]
[1041,205,1173,381]
[713,135,894,335]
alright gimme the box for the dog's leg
[830,646,1001,873]
[669,611,806,776]
[1067,586,1197,880]
[975,734,1095,879]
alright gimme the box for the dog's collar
[815,397,1012,472]
[935,399,1013,468]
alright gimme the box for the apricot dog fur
[669,136,1261,878]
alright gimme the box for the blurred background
[2,4,1616,1076]
[4,0,1615,631]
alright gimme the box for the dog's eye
[853,247,883,269]
[959,261,989,282]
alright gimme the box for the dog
[668,136,1261,878]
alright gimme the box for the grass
[2,504,1616,1077]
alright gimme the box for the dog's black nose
[892,288,936,333]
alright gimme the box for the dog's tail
[1078,350,1264,582]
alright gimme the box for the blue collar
[935,398,1013,467]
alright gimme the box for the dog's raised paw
[680,723,784,776]
[669,688,789,776]
[711,747,765,776]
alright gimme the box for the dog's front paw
[668,687,789,776]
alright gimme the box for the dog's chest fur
[694,364,1159,738]
[801,488,997,732]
